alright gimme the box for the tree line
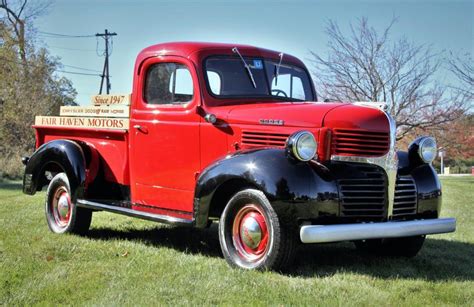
[1,0,76,178]
[309,17,472,172]
[310,18,474,171]
[1,1,472,178]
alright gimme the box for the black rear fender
[23,139,87,201]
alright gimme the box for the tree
[448,52,473,102]
[0,0,77,178]
[0,0,50,64]
[310,18,467,140]
[436,114,473,160]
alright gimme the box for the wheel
[45,172,92,234]
[218,189,296,270]
[354,235,426,257]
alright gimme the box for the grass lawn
[1,177,473,305]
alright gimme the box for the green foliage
[0,21,77,179]
[0,177,473,305]
[447,158,474,174]
[433,157,473,174]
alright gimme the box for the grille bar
[241,131,289,148]
[332,129,390,157]
[338,164,387,219]
[392,176,418,219]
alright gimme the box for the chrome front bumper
[299,218,456,243]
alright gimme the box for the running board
[77,199,193,226]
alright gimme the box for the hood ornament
[259,119,284,126]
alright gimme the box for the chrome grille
[338,165,387,219]
[332,129,390,157]
[241,131,289,149]
[392,176,417,219]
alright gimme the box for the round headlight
[287,131,317,162]
[418,137,437,163]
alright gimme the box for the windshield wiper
[274,52,284,86]
[232,47,257,88]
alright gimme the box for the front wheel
[45,172,92,234]
[218,189,296,270]
[354,235,426,257]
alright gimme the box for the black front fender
[194,149,339,228]
[398,151,442,217]
[23,139,86,201]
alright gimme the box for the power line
[0,55,102,77]
[56,70,102,76]
[62,64,102,73]
[37,34,95,40]
[48,45,96,52]
[37,31,96,38]
[37,29,119,88]
[4,29,118,83]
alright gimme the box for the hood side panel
[225,102,347,128]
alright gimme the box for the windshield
[204,56,314,102]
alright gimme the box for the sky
[35,0,473,104]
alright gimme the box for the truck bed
[34,125,130,186]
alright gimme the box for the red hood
[221,102,348,128]
[206,102,390,158]
[323,104,390,132]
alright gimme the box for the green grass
[1,177,473,305]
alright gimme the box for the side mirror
[197,106,218,124]
[204,113,217,124]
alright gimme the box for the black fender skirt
[194,149,339,228]
[23,139,86,201]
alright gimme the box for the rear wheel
[218,189,296,270]
[354,235,426,257]
[45,172,92,234]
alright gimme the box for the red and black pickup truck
[22,42,456,270]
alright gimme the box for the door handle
[133,125,148,133]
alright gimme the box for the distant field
[1,177,473,305]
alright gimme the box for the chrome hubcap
[232,204,269,262]
[57,194,70,219]
[240,215,262,249]
[51,187,71,227]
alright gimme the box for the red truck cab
[23,42,456,270]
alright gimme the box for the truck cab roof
[136,41,305,67]
[134,41,314,106]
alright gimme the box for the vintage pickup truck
[22,42,456,270]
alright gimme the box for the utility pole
[96,29,117,94]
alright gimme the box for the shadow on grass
[87,223,222,258]
[293,239,474,281]
[86,223,474,281]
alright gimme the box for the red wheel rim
[232,204,269,262]
[51,186,71,228]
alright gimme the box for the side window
[144,63,194,105]
[271,74,305,99]
[207,71,221,95]
[271,74,291,96]
[291,77,305,100]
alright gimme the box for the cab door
[129,56,201,213]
